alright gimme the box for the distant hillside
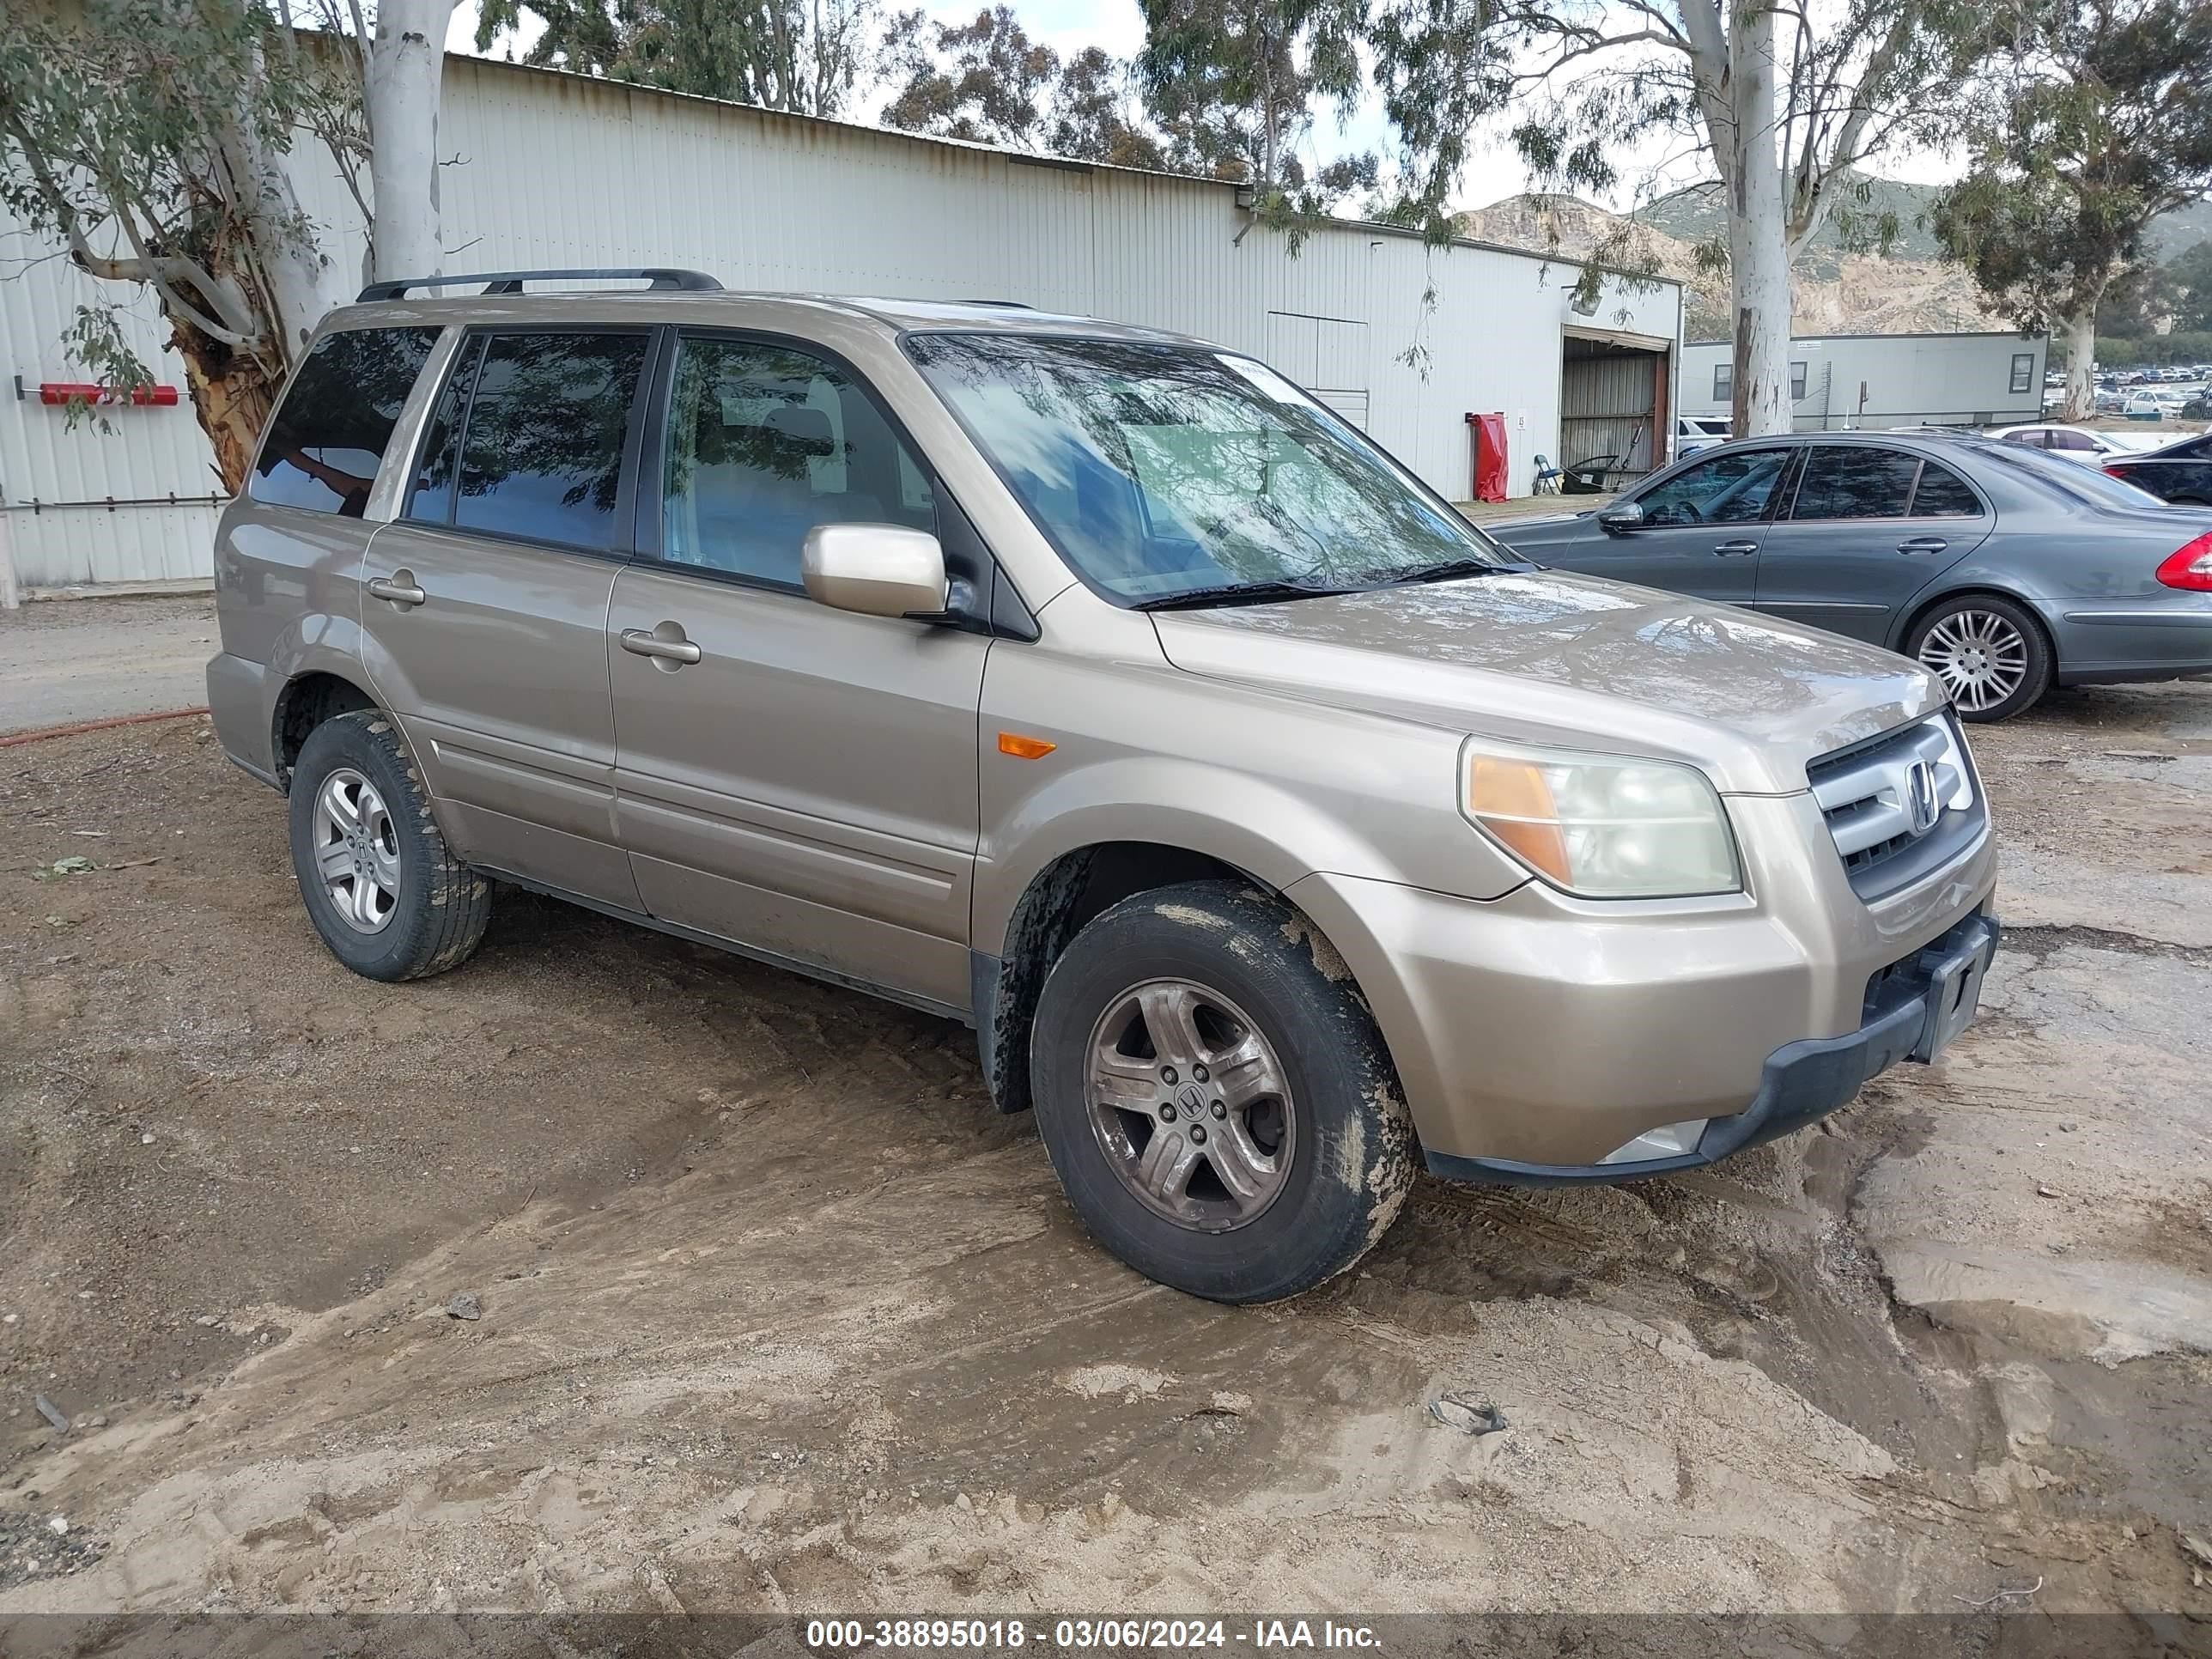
[1455,187,1999,338]
[1462,180,2212,340]
[2148,197,2212,260]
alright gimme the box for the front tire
[1028,881,1415,1304]
[1905,593,2051,723]
[287,710,491,981]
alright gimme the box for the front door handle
[368,573,427,607]
[620,627,702,667]
[1897,537,1949,555]
[1712,539,1760,556]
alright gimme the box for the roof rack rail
[356,268,723,303]
[957,299,1036,309]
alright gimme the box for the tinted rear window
[1910,460,1982,517]
[1790,446,1918,520]
[453,331,650,551]
[249,327,440,516]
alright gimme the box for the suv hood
[1151,570,1943,795]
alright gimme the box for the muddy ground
[1,672,2209,1620]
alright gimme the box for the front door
[359,326,656,907]
[608,331,989,1013]
[1752,443,1987,644]
[1581,446,1796,605]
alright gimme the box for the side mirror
[801,524,950,620]
[1596,501,1645,532]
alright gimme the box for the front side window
[451,331,651,551]
[659,337,936,586]
[1635,448,1791,526]
[905,334,1506,605]
[1789,446,1919,520]
[249,326,439,517]
[2011,353,2035,396]
[1713,363,1734,402]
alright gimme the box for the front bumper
[1426,911,1999,1184]
[1284,789,1998,1171]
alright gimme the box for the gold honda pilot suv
[207,270,2000,1302]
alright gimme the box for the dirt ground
[1,672,2209,1621]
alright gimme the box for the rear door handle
[367,574,426,607]
[620,627,702,666]
[1712,539,1760,556]
[1897,537,1949,555]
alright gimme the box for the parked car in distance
[207,270,2004,1304]
[1487,431,2212,723]
[1675,415,1732,458]
[2124,391,2173,421]
[1990,422,2160,460]
[2101,429,2212,507]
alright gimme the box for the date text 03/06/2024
[802,1619,1383,1650]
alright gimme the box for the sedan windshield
[904,332,1510,605]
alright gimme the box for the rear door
[1751,443,1988,644]
[1543,446,1794,605]
[605,331,989,1012]
[359,326,657,907]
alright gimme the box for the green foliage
[476,0,880,114]
[1933,0,2212,333]
[2166,239,2212,333]
[0,0,340,372]
[1137,0,1373,204]
[878,9,1168,168]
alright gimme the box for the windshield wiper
[1133,579,1359,611]
[1358,556,1505,587]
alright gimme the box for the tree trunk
[171,325,283,496]
[1726,0,1792,437]
[366,0,457,283]
[2060,308,2097,422]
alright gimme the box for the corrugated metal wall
[1561,346,1661,475]
[1,55,1680,590]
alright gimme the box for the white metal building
[1,53,1680,594]
[1678,331,2047,434]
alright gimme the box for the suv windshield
[904,332,1509,605]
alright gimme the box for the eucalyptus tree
[1,0,456,486]
[1376,0,1976,434]
[1934,0,2212,421]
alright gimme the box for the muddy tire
[287,710,490,982]
[1028,880,1414,1304]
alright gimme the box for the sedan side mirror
[802,524,950,620]
[1596,501,1645,532]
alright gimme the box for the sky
[447,0,1960,214]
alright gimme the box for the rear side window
[449,331,651,551]
[249,327,439,517]
[1790,446,1918,520]
[1910,460,1981,517]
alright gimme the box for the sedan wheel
[1905,594,2051,723]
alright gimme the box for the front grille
[1808,715,1986,900]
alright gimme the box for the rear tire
[1905,592,2052,724]
[1028,880,1415,1304]
[287,710,491,981]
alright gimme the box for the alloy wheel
[1917,610,2031,713]
[1085,978,1296,1232]
[312,766,402,933]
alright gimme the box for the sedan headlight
[1462,739,1742,898]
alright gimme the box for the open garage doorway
[1559,330,1672,493]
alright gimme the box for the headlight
[1462,738,1741,898]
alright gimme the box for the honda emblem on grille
[1905,760,1941,835]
